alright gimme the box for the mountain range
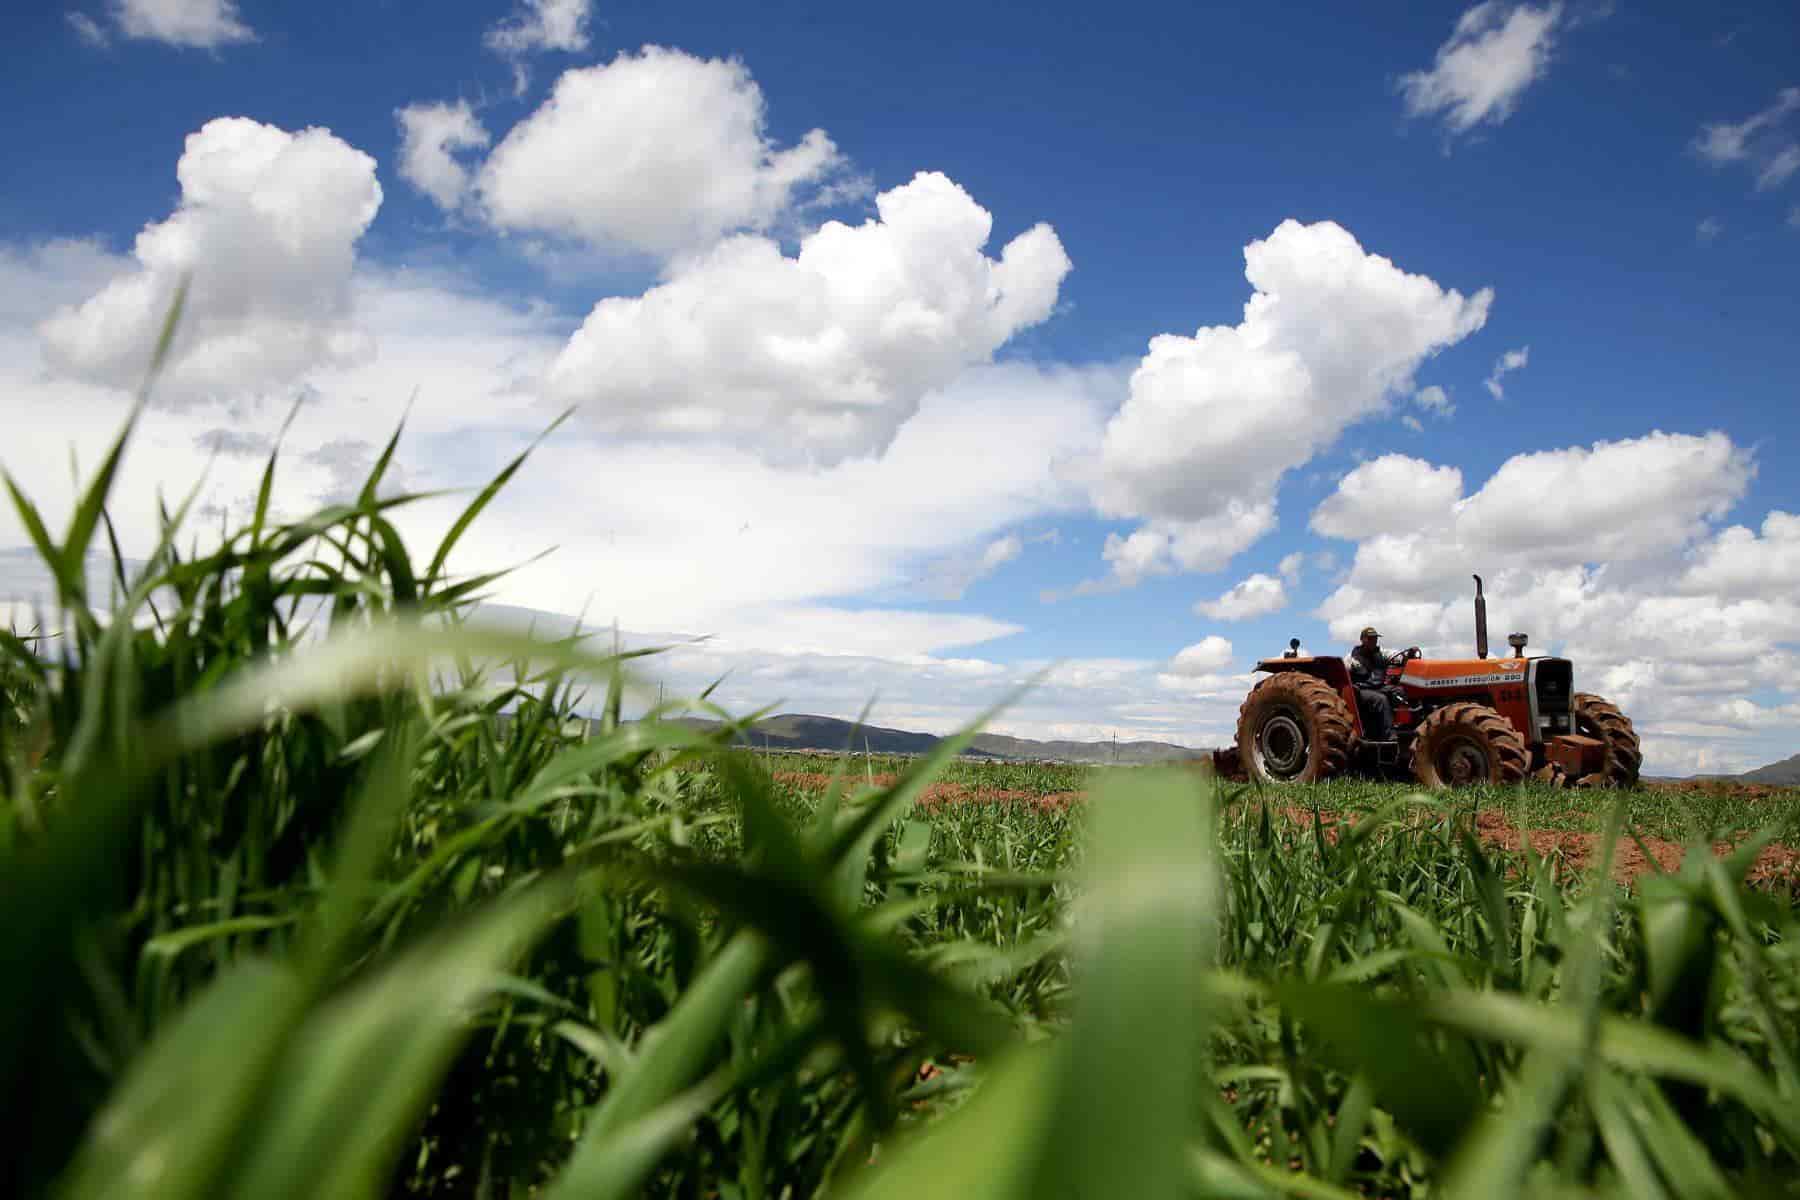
[599,712,1207,766]
[597,711,1796,780]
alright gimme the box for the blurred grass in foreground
[3,304,1799,1197]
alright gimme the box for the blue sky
[3,0,1799,774]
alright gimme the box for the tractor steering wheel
[1386,647,1421,667]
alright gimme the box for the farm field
[754,750,1800,883]
[6,414,1800,1200]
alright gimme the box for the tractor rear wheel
[1235,673,1355,784]
[1572,693,1641,788]
[1409,701,1528,789]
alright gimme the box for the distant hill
[1740,753,1800,786]
[583,712,1208,765]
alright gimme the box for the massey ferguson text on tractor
[1215,576,1640,789]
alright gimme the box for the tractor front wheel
[1572,693,1642,788]
[1235,673,1355,784]
[1409,701,1528,789]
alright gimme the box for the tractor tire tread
[1572,692,1642,788]
[1235,673,1355,784]
[1409,700,1529,788]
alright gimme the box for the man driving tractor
[1348,626,1395,741]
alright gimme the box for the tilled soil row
[1270,805,1800,888]
[768,771,1798,886]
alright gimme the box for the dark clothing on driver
[1349,644,1394,741]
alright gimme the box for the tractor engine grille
[1534,659,1574,737]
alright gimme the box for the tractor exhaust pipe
[1473,574,1488,659]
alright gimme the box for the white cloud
[922,532,1026,601]
[1759,145,1800,191]
[1194,573,1287,621]
[1412,384,1455,416]
[1693,88,1800,199]
[1694,87,1800,165]
[391,356,1114,638]
[475,47,853,259]
[545,170,1071,464]
[0,239,133,323]
[1316,432,1752,611]
[1168,635,1234,676]
[37,117,382,403]
[396,102,491,210]
[1089,219,1489,582]
[5,229,1113,659]
[68,12,109,45]
[1306,432,1792,774]
[1455,431,1750,563]
[1398,2,1563,136]
[1311,454,1464,541]
[1697,216,1724,243]
[112,0,254,48]
[1278,551,1304,583]
[1484,344,1529,399]
[484,0,592,55]
[1678,511,1800,596]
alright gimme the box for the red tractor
[1217,576,1640,789]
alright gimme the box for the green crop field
[6,333,1800,1198]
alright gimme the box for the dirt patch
[1466,807,1800,888]
[1645,779,1790,802]
[1269,804,1797,888]
[770,771,1798,887]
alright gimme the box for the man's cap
[1360,626,1380,639]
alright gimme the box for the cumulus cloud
[475,47,854,259]
[1313,432,1751,597]
[1693,87,1800,196]
[1483,344,1529,399]
[1455,431,1750,563]
[1167,635,1234,676]
[1278,551,1304,583]
[37,117,382,403]
[1089,219,1490,582]
[484,0,592,55]
[1678,511,1800,596]
[1305,431,1788,772]
[545,170,1071,464]
[1412,384,1455,417]
[396,102,491,210]
[484,0,595,96]
[1310,454,1464,540]
[0,239,132,322]
[1194,573,1287,621]
[112,0,254,48]
[1398,2,1563,136]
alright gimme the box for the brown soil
[768,770,1798,888]
[1645,778,1787,801]
[1264,804,1799,888]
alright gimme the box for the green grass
[5,324,1800,1197]
[754,749,1800,845]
